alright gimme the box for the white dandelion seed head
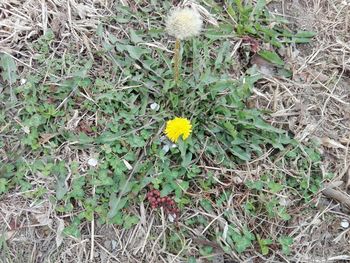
[166,7,203,40]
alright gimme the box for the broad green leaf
[235,237,252,253]
[246,180,264,190]
[129,29,143,44]
[123,215,139,229]
[77,132,94,144]
[108,194,128,219]
[96,131,121,144]
[63,221,81,238]
[278,207,291,221]
[261,244,269,255]
[96,23,103,37]
[200,199,213,213]
[243,227,255,241]
[251,118,283,133]
[160,183,174,197]
[118,175,135,194]
[294,37,313,44]
[234,0,244,13]
[251,0,266,18]
[278,236,293,255]
[257,235,272,256]
[277,68,293,78]
[215,41,230,69]
[226,5,237,20]
[56,181,67,200]
[125,45,148,60]
[181,152,192,167]
[0,53,18,85]
[0,178,8,194]
[231,145,251,161]
[178,180,189,192]
[268,182,283,193]
[223,122,238,139]
[258,50,284,66]
[295,31,316,38]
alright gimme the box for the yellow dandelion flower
[165,117,192,143]
[166,7,203,40]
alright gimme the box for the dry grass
[1,0,350,262]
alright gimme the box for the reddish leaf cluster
[242,36,260,53]
[146,189,180,216]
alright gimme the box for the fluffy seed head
[166,7,203,40]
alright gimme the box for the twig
[90,185,96,261]
[322,187,350,209]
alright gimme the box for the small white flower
[88,158,98,167]
[168,213,177,222]
[162,144,170,153]
[159,135,168,143]
[20,79,27,85]
[166,7,203,40]
[150,102,160,111]
[341,220,349,229]
[22,126,30,134]
[279,197,290,206]
[122,159,133,170]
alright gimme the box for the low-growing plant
[0,0,324,260]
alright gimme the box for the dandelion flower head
[165,117,192,143]
[166,7,203,40]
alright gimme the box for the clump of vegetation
[146,188,180,217]
[1,0,330,262]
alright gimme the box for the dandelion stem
[173,38,181,83]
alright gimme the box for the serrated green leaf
[258,50,284,66]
